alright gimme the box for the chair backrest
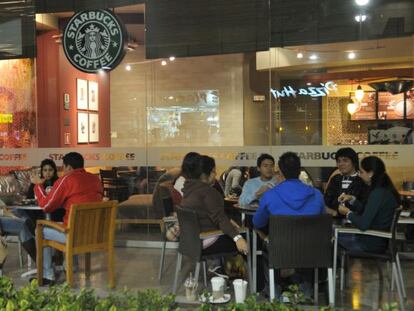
[176,207,202,261]
[66,200,118,254]
[389,206,403,258]
[268,214,333,269]
[100,169,117,180]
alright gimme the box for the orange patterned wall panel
[0,58,37,148]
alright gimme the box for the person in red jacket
[33,152,103,285]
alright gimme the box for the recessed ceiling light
[307,82,312,86]
[309,54,318,60]
[348,52,356,59]
[169,56,175,61]
[355,14,367,22]
[125,65,131,71]
[355,0,369,6]
[297,52,304,59]
[161,60,167,66]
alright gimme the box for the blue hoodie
[253,179,325,229]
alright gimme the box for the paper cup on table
[211,276,225,300]
[233,279,248,303]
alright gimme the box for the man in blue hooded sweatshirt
[253,152,324,300]
[253,152,324,229]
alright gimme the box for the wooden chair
[36,201,118,288]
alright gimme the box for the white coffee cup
[211,276,225,300]
[233,279,248,303]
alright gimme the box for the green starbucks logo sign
[63,10,127,73]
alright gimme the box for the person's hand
[31,171,45,185]
[338,193,354,203]
[325,207,338,217]
[338,204,350,216]
[230,219,240,229]
[236,238,248,255]
[255,183,274,198]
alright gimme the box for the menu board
[351,92,376,120]
[406,90,414,119]
[377,92,405,120]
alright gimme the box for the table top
[10,205,43,211]
[399,190,414,197]
[233,202,259,213]
[224,196,239,203]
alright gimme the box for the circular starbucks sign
[63,10,127,73]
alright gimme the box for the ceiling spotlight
[306,82,312,86]
[355,14,367,22]
[309,54,318,60]
[125,65,131,71]
[355,0,369,6]
[161,60,167,66]
[169,56,175,61]
[348,52,356,59]
[297,52,304,59]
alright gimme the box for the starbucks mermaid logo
[76,24,110,59]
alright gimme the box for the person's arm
[324,177,340,211]
[239,180,256,205]
[204,189,238,238]
[253,194,270,229]
[34,175,70,214]
[347,190,382,231]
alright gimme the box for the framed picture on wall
[88,81,99,111]
[77,79,88,110]
[88,113,99,143]
[77,112,88,143]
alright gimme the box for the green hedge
[0,277,400,311]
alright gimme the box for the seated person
[25,159,65,222]
[174,152,200,197]
[253,152,325,299]
[0,204,36,263]
[33,152,103,285]
[224,167,248,197]
[324,147,369,217]
[181,154,248,257]
[239,154,279,206]
[338,156,400,253]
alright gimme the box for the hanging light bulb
[355,85,364,102]
[347,102,358,115]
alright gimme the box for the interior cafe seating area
[0,0,413,310]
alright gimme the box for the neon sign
[270,81,338,99]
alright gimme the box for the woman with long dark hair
[181,155,248,255]
[26,159,64,222]
[338,156,401,253]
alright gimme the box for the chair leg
[340,252,345,291]
[194,262,200,285]
[395,254,406,299]
[245,229,253,293]
[202,261,207,287]
[392,262,405,311]
[66,252,74,287]
[172,253,182,294]
[36,241,43,286]
[108,248,115,289]
[158,238,167,280]
[327,268,335,307]
[314,268,319,304]
[269,268,275,301]
[17,239,23,268]
[85,253,91,279]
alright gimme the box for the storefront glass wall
[0,0,413,190]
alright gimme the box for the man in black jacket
[324,147,369,217]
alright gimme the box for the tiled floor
[2,233,414,310]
